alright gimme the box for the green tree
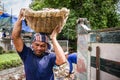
[30,0,120,48]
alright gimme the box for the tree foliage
[30,0,120,41]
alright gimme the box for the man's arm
[50,26,67,65]
[12,9,24,52]
[51,27,70,78]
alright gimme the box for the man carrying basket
[12,8,69,80]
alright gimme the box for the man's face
[32,41,48,56]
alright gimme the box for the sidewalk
[0,65,25,80]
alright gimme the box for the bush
[0,53,22,71]
[0,46,3,54]
[0,59,22,70]
[8,50,16,53]
[3,50,16,54]
[2,50,6,53]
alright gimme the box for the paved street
[0,65,25,80]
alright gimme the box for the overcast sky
[1,0,32,17]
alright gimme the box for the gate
[76,18,120,80]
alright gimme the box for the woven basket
[23,8,70,33]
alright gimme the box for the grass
[0,53,22,70]
[0,53,20,62]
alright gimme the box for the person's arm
[50,26,67,65]
[12,9,24,53]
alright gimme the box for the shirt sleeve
[18,44,31,62]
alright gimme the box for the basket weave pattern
[23,8,70,33]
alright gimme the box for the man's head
[31,33,50,56]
